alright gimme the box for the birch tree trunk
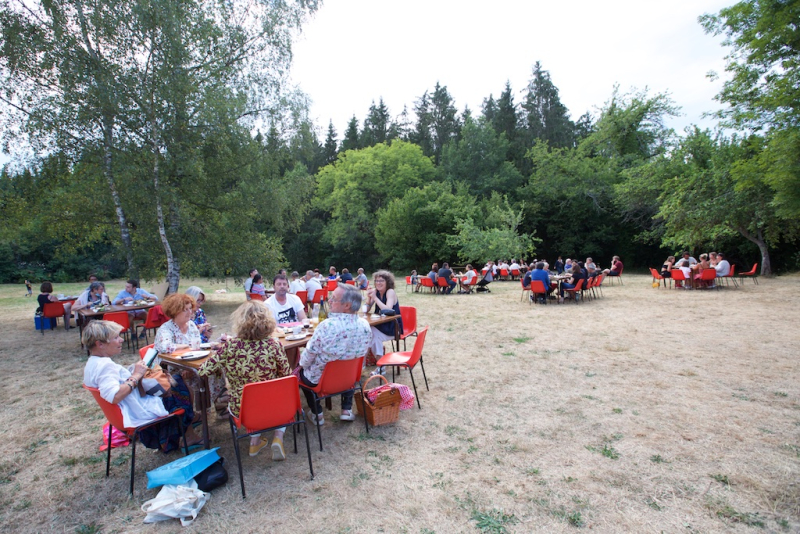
[102,115,135,274]
[152,137,180,294]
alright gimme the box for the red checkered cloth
[365,383,415,410]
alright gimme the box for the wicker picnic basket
[355,374,400,426]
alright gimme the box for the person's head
[329,266,336,275]
[162,293,197,323]
[342,268,349,274]
[125,279,140,293]
[252,273,263,284]
[709,251,717,259]
[249,268,258,277]
[314,268,320,275]
[305,270,314,281]
[536,262,545,270]
[612,256,620,262]
[682,251,690,259]
[329,284,361,314]
[291,271,300,280]
[88,274,98,284]
[682,260,690,267]
[373,270,396,292]
[667,255,675,263]
[231,301,275,341]
[358,268,364,275]
[184,286,205,306]
[572,263,582,273]
[89,282,105,296]
[586,257,593,264]
[40,281,53,293]
[699,253,708,261]
[278,268,287,276]
[466,264,473,271]
[411,269,417,275]
[432,263,438,271]
[717,252,725,260]
[82,320,124,355]
[273,274,289,295]
[565,258,572,265]
[443,262,449,269]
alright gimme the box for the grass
[2,274,800,532]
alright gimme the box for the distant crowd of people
[661,251,730,288]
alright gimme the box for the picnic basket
[355,375,400,426]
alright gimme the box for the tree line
[1,0,798,287]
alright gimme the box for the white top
[305,278,322,301]
[509,263,520,271]
[84,356,168,428]
[289,279,306,294]
[265,294,305,324]
[244,277,254,292]
[76,289,110,307]
[714,260,731,277]
[154,320,202,354]
[464,270,476,283]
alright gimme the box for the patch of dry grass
[1,274,799,532]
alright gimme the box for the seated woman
[559,263,587,303]
[250,274,266,297]
[37,281,73,330]
[692,253,711,287]
[199,301,291,460]
[660,256,676,279]
[367,270,403,370]
[458,264,476,292]
[83,320,201,451]
[184,286,212,343]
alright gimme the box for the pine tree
[321,120,338,166]
[521,62,575,149]
[362,98,391,147]
[341,115,361,152]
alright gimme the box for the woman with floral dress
[199,301,291,460]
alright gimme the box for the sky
[290,0,734,138]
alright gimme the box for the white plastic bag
[141,479,210,526]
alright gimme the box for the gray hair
[338,284,362,313]
[89,282,105,292]
[82,320,123,350]
[185,286,205,301]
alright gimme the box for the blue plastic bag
[146,448,221,489]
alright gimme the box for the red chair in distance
[82,385,189,495]
[395,305,418,351]
[345,280,355,286]
[529,280,549,304]
[698,268,718,289]
[298,356,367,451]
[520,278,531,302]
[134,305,167,345]
[650,268,667,288]
[499,268,509,280]
[511,268,521,280]
[250,293,266,302]
[595,273,606,297]
[307,288,327,313]
[104,311,136,350]
[720,264,737,287]
[738,263,758,285]
[420,277,435,294]
[229,376,313,498]
[436,276,450,294]
[375,327,429,409]
[326,280,338,291]
[670,269,687,289]
[296,290,308,308]
[462,273,478,294]
[40,302,67,334]
[562,279,584,303]
[405,276,413,293]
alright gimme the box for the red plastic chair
[395,306,418,351]
[295,290,308,307]
[607,265,624,285]
[563,279,584,303]
[134,305,168,344]
[697,268,718,289]
[40,302,67,334]
[650,268,666,288]
[405,276,413,292]
[228,375,313,498]
[376,327,429,409]
[436,276,450,293]
[298,356,367,451]
[721,264,737,287]
[670,269,686,289]
[520,278,531,302]
[104,311,136,349]
[420,277,435,294]
[345,280,355,286]
[250,293,266,301]
[326,280,338,291]
[738,263,758,285]
[500,268,509,280]
[307,288,327,313]
[82,385,189,495]
[461,274,478,294]
[510,268,521,280]
[529,280,548,304]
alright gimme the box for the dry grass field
[1,273,799,533]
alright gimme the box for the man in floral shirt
[298,284,371,425]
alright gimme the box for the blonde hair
[82,320,123,350]
[162,293,197,319]
[231,301,275,341]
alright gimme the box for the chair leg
[229,417,246,498]
[419,358,429,391]
[312,391,323,452]
[302,420,314,480]
[177,415,189,456]
[407,366,421,409]
[106,424,113,477]
[130,431,137,495]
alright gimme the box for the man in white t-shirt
[304,270,322,302]
[289,271,306,294]
[265,275,307,325]
[244,268,258,299]
[714,253,731,277]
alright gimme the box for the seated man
[304,270,322,303]
[714,253,730,278]
[677,251,697,267]
[355,268,368,290]
[298,284,372,424]
[339,268,354,284]
[289,271,306,294]
[602,256,624,276]
[437,262,456,294]
[458,264,477,293]
[244,268,258,300]
[265,274,307,325]
[112,279,157,323]
[528,262,554,302]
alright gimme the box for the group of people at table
[659,251,731,288]
[243,266,369,300]
[81,270,404,461]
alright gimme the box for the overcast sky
[291,0,734,138]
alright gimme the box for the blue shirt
[529,269,551,289]
[113,288,157,305]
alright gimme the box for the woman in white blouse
[83,320,201,449]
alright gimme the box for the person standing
[25,279,32,297]
[298,284,371,424]
[244,268,258,300]
[265,274,307,325]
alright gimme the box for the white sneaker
[307,411,324,426]
[371,367,386,376]
[340,410,356,421]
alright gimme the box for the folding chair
[395,306,418,351]
[229,376,313,498]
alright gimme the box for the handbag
[194,458,228,492]
[141,480,210,526]
[138,364,174,397]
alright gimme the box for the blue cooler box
[35,316,57,330]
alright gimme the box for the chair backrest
[42,302,65,319]
[529,280,547,294]
[649,268,659,278]
[83,385,128,432]
[296,290,308,306]
[104,311,131,331]
[437,277,449,288]
[345,280,355,286]
[571,279,585,291]
[405,326,429,368]
[399,306,417,336]
[250,294,266,302]
[584,276,595,289]
[500,269,509,277]
[143,305,168,329]
[511,269,520,276]
[239,376,302,432]
[700,269,716,281]
[743,263,758,276]
[311,289,327,304]
[420,277,434,288]
[671,269,685,281]
[406,276,412,285]
[728,265,735,277]
[316,356,366,397]
[139,343,155,359]
[326,281,338,291]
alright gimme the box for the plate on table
[123,302,135,306]
[370,314,381,320]
[199,343,216,349]
[285,333,308,341]
[179,350,210,361]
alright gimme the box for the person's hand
[219,333,229,342]
[132,360,147,380]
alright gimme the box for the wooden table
[158,313,401,449]
[76,302,157,342]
